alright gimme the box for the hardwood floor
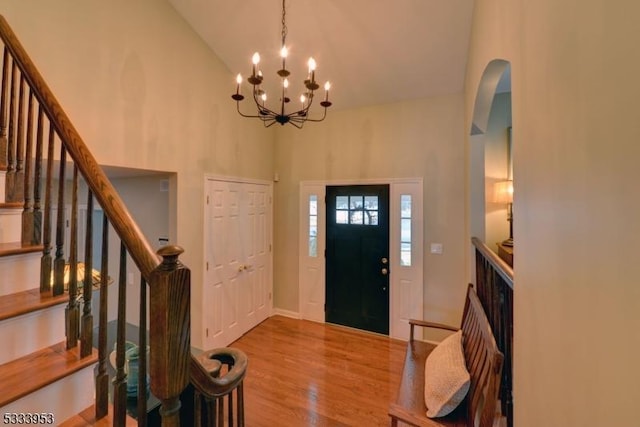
[228,315,407,427]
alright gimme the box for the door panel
[243,184,270,326]
[205,182,242,348]
[326,185,390,334]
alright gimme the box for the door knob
[238,264,252,272]
[381,268,388,275]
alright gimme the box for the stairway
[0,169,98,423]
[0,15,194,425]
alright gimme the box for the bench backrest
[460,285,504,427]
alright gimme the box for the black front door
[325,184,390,334]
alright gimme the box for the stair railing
[0,15,191,426]
[471,237,513,427]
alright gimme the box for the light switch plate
[430,243,443,254]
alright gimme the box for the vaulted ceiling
[168,0,475,111]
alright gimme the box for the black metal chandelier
[231,0,332,128]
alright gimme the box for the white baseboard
[271,308,301,319]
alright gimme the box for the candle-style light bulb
[261,93,267,102]
[280,46,288,58]
[300,94,306,106]
[324,81,331,101]
[283,78,289,89]
[308,57,317,84]
[252,52,260,78]
[235,73,242,95]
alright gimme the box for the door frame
[203,174,274,348]
[299,178,423,340]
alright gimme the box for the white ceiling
[168,0,475,111]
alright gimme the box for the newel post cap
[157,245,184,269]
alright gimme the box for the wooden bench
[389,285,504,427]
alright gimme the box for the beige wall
[0,0,275,348]
[467,0,640,424]
[274,95,468,331]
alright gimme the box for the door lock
[381,268,389,275]
[381,257,388,264]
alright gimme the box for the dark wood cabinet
[497,243,513,267]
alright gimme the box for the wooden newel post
[149,245,191,427]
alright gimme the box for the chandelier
[231,0,332,128]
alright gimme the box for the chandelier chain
[281,0,288,47]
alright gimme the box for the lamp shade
[50,262,113,290]
[493,180,513,204]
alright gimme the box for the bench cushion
[424,330,470,418]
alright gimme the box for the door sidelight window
[400,195,412,266]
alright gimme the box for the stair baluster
[40,124,54,293]
[13,74,23,202]
[32,104,43,245]
[0,47,8,168]
[95,213,109,419]
[21,89,34,245]
[80,190,93,358]
[6,61,15,200]
[53,144,66,296]
[113,241,128,425]
[66,164,79,349]
[138,276,148,427]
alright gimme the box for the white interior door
[205,180,243,348]
[241,184,271,328]
[204,178,272,348]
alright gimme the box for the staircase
[0,189,97,422]
[0,14,240,426]
[0,15,195,426]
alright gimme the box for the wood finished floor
[229,315,407,427]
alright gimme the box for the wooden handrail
[471,236,513,288]
[0,15,159,277]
